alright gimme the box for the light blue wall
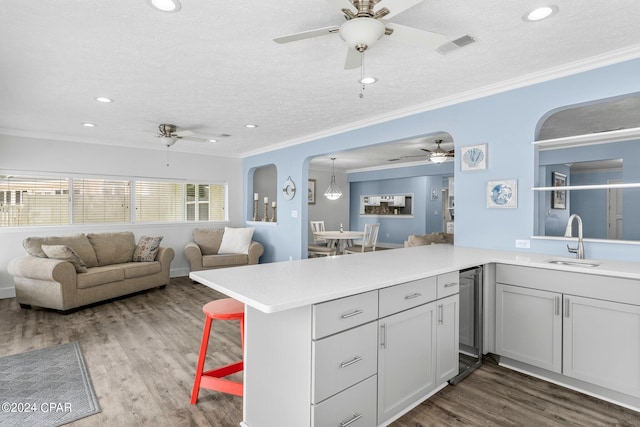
[243,58,640,262]
[347,162,454,244]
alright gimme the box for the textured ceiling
[2,0,640,168]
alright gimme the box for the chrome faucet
[564,214,584,259]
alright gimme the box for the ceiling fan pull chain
[359,51,366,98]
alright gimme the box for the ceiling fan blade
[181,136,211,143]
[274,26,340,44]
[377,0,424,19]
[420,148,434,153]
[174,130,194,137]
[384,23,446,49]
[344,47,362,70]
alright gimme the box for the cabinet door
[496,284,562,373]
[436,294,459,386]
[378,302,436,423]
[563,295,640,398]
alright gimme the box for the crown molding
[242,44,640,158]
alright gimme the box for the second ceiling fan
[274,0,447,69]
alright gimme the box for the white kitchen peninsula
[190,245,640,427]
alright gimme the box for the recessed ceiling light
[360,77,377,85]
[245,124,258,128]
[148,0,181,13]
[523,5,558,22]
[82,123,96,127]
[95,97,113,103]
[208,139,218,143]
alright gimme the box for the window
[0,175,69,226]
[135,181,183,223]
[0,173,227,227]
[72,179,130,224]
[186,184,226,221]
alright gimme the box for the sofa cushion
[407,233,447,247]
[87,232,136,266]
[41,244,88,273]
[193,228,224,255]
[23,234,98,267]
[133,236,163,262]
[77,265,125,289]
[218,227,255,255]
[123,261,162,279]
[203,253,249,268]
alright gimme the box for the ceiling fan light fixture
[148,0,181,13]
[430,153,448,163]
[324,157,343,201]
[360,76,377,85]
[339,18,385,51]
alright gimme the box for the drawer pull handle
[339,356,363,368]
[405,292,422,300]
[444,282,458,288]
[340,413,363,427]
[341,309,363,319]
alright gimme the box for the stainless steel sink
[547,259,599,268]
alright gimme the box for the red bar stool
[191,298,245,404]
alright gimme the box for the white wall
[0,135,243,298]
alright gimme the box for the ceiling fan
[388,139,454,163]
[273,0,447,69]
[155,124,220,147]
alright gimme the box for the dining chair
[344,223,380,254]
[310,220,327,245]
[308,220,337,257]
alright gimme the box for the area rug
[0,342,100,426]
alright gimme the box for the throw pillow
[41,244,88,273]
[133,236,163,262]
[218,227,255,255]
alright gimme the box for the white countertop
[190,245,640,314]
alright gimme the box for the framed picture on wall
[461,143,488,171]
[487,179,517,208]
[551,171,567,209]
[308,179,316,204]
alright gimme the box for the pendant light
[324,157,343,201]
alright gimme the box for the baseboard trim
[0,286,16,300]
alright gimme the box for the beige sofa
[404,232,454,247]
[8,232,174,313]
[184,227,264,272]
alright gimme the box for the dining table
[313,230,364,254]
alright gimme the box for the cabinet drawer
[313,290,378,339]
[312,375,377,427]
[379,277,437,318]
[437,271,459,298]
[312,321,378,404]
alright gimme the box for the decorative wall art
[282,176,296,200]
[487,179,517,208]
[308,179,316,204]
[461,143,487,171]
[551,171,567,209]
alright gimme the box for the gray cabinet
[495,264,640,400]
[496,284,562,373]
[436,294,460,385]
[378,302,437,423]
[563,295,640,398]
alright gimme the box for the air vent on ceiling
[437,35,476,55]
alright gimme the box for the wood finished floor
[1,276,639,427]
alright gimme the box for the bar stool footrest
[199,361,244,397]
